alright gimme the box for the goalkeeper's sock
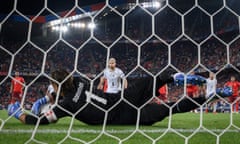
[8,102,23,119]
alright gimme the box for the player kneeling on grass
[8,70,232,125]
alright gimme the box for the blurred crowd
[0,6,240,111]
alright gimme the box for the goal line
[1,128,239,134]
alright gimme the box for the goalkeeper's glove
[31,96,49,116]
[216,86,233,98]
[187,75,206,85]
[8,102,23,119]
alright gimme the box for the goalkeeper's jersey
[52,76,170,125]
[52,77,120,124]
[26,75,208,125]
[35,75,200,125]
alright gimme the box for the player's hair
[51,69,74,95]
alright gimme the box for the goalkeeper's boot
[216,86,233,98]
[173,72,185,86]
[8,101,23,119]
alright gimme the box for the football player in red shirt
[187,84,199,98]
[9,71,25,104]
[224,75,240,113]
[158,84,168,103]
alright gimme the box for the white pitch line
[0,129,240,134]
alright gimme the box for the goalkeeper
[8,69,232,125]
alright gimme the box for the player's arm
[97,76,105,90]
[21,77,25,91]
[166,84,168,96]
[119,70,128,89]
[123,78,128,89]
[224,82,228,87]
[215,79,218,87]
[238,82,240,95]
[10,80,13,94]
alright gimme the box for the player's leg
[8,101,52,124]
[232,96,238,113]
[125,73,208,108]
[171,97,206,114]
[9,92,21,104]
[125,75,174,107]
[236,98,239,113]
[228,96,234,112]
[139,97,206,125]
[8,92,21,111]
[123,77,153,107]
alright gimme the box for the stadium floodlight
[88,22,96,29]
[51,25,68,32]
[51,26,59,31]
[70,22,86,28]
[79,23,86,28]
[43,11,97,29]
[153,1,161,8]
[60,26,68,32]
[142,1,161,8]
[49,19,62,27]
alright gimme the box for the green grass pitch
[1,110,240,144]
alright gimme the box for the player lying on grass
[8,69,232,125]
[30,84,55,116]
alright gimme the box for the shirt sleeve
[103,69,107,79]
[118,68,125,78]
[22,77,25,83]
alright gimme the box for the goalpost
[0,0,240,143]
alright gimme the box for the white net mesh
[1,0,240,143]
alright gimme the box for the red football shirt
[11,77,25,93]
[225,81,240,96]
[158,85,167,95]
[187,85,198,97]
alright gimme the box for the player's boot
[8,101,23,119]
[173,72,185,86]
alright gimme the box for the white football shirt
[47,84,54,94]
[206,78,217,97]
[103,67,125,94]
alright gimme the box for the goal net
[0,0,240,143]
